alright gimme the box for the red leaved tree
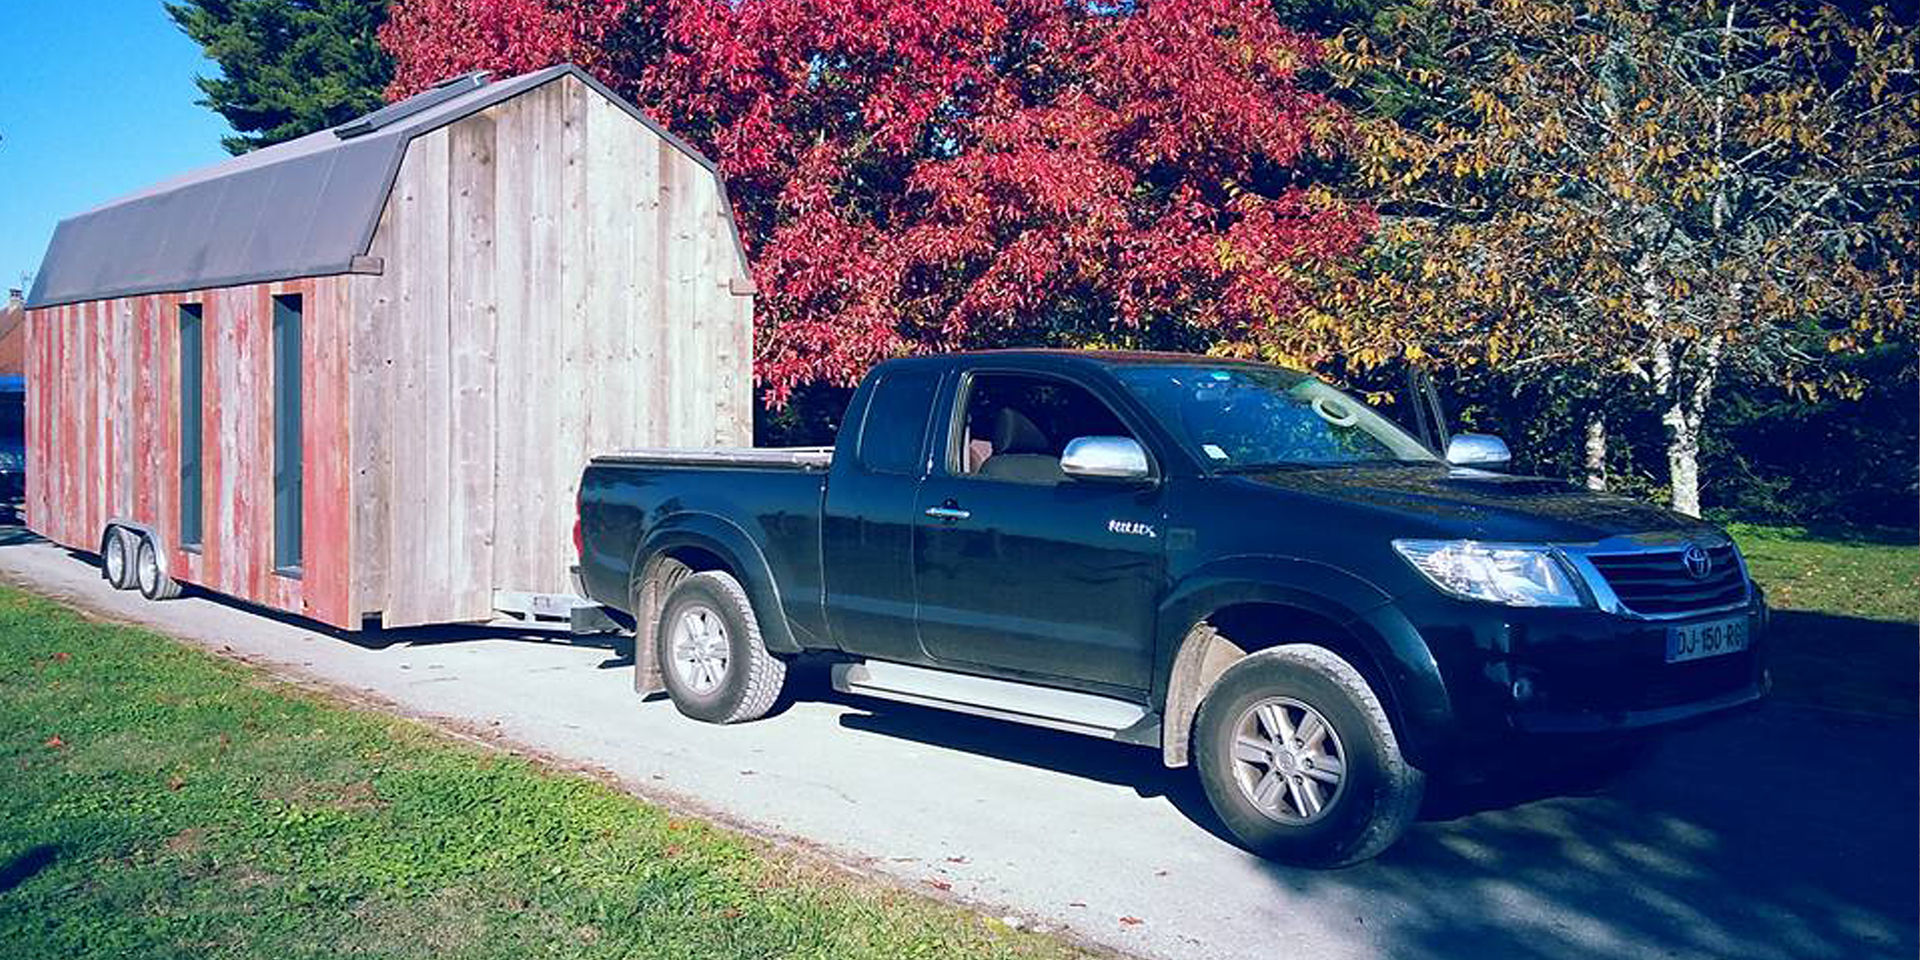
[383,0,1371,402]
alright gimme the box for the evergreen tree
[167,0,394,154]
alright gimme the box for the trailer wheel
[656,570,785,724]
[134,534,183,601]
[101,527,137,590]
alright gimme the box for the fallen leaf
[167,776,186,791]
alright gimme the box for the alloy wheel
[1229,696,1348,824]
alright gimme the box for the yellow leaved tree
[1324,0,1917,515]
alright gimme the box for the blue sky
[1,3,234,297]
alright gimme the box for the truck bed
[591,446,834,470]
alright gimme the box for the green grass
[0,588,1090,960]
[1728,524,1918,717]
[1729,523,1920,623]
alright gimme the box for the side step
[830,660,1157,742]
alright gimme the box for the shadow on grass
[0,844,59,894]
[1769,609,1918,716]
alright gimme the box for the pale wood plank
[449,110,500,617]
[489,85,531,596]
[349,205,397,622]
[384,129,455,627]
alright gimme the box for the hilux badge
[1683,544,1712,580]
[1108,520,1157,539]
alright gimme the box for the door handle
[924,505,972,521]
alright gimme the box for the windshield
[1112,364,1439,470]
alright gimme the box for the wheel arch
[628,513,800,697]
[1155,558,1454,769]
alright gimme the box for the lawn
[1728,524,1918,717]
[0,587,1088,960]
[1729,523,1920,623]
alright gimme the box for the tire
[101,527,136,590]
[655,570,785,724]
[1193,644,1424,867]
[134,534,183,601]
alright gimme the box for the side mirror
[1061,436,1150,482]
[1445,433,1511,469]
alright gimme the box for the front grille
[1586,544,1748,616]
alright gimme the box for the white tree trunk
[1653,336,1722,518]
[1584,416,1608,491]
[1663,402,1702,516]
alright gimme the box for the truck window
[857,368,941,475]
[953,373,1135,485]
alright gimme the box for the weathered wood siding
[23,278,356,627]
[348,73,753,628]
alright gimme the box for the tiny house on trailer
[24,64,754,630]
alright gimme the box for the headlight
[1393,539,1585,607]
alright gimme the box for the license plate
[1665,616,1750,663]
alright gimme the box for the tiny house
[24,64,754,629]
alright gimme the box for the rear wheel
[656,571,785,724]
[134,534,182,601]
[1194,644,1424,867]
[101,527,136,590]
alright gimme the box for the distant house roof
[0,298,22,375]
[28,64,739,309]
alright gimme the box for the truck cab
[577,350,1766,866]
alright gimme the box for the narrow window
[178,304,203,547]
[271,295,302,571]
[856,368,940,476]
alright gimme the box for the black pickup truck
[576,350,1766,866]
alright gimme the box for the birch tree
[1329,0,1917,515]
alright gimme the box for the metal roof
[28,64,743,309]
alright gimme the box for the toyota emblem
[1682,544,1713,580]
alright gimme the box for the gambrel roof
[29,64,741,308]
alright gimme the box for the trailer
[23,63,754,630]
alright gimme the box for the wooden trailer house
[24,64,754,630]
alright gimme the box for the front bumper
[1385,591,1769,765]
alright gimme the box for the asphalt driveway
[1,532,1912,960]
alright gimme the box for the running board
[831,661,1152,740]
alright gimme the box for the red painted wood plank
[305,276,352,627]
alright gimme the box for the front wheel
[1194,645,1424,867]
[655,570,786,724]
